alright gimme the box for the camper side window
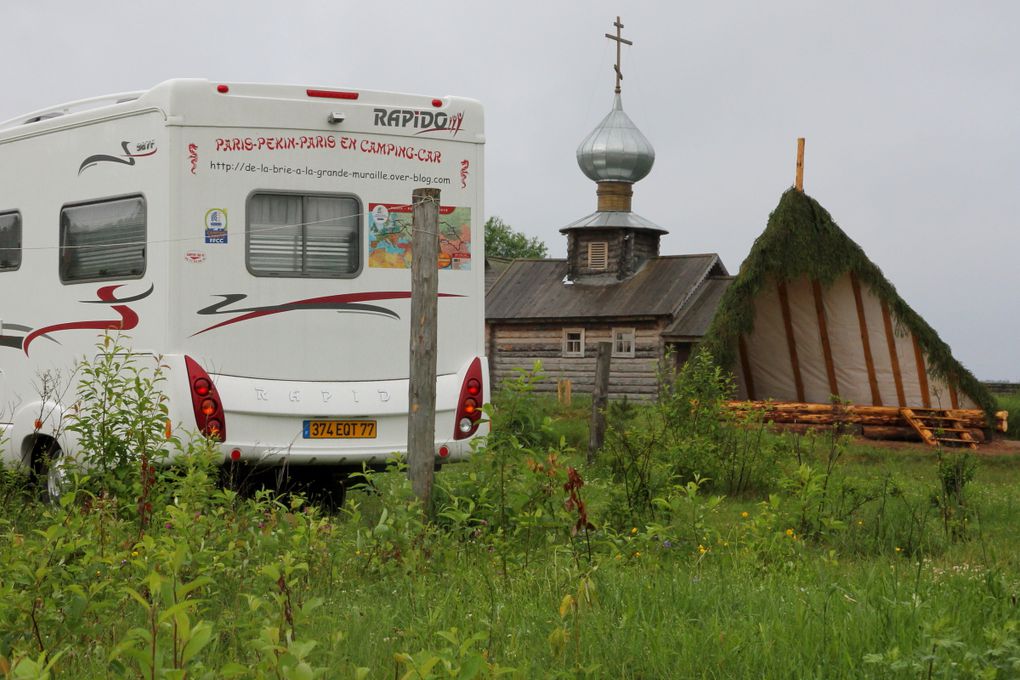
[0,211,21,272]
[60,196,146,283]
[247,193,361,278]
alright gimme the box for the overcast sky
[4,1,1018,380]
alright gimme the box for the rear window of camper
[60,196,146,283]
[0,211,21,271]
[246,193,361,278]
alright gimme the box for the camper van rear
[0,79,487,487]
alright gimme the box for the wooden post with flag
[407,187,441,511]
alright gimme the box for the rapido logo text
[373,108,464,136]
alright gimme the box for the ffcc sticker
[204,209,228,244]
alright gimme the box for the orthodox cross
[605,16,633,94]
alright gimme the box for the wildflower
[355,550,362,556]
[164,522,172,530]
[740,511,749,519]
[698,544,707,555]
[662,540,672,549]
[856,520,863,526]
[131,550,139,558]
[633,551,641,558]
[895,547,902,553]
[630,527,638,535]
[615,554,622,561]
[785,528,794,537]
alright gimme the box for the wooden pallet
[900,408,978,450]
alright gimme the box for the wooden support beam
[408,186,441,512]
[811,279,839,398]
[850,273,882,406]
[949,384,960,410]
[912,335,932,408]
[776,280,806,402]
[880,302,906,407]
[795,138,805,191]
[738,335,756,401]
[589,341,612,463]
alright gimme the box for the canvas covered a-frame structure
[701,188,996,419]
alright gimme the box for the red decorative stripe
[23,285,139,355]
[191,291,460,337]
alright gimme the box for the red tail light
[185,356,226,441]
[306,88,359,100]
[453,358,484,440]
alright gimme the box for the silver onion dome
[576,93,655,184]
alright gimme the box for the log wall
[488,321,663,400]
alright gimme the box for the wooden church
[485,20,731,400]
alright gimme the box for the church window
[613,328,636,358]
[563,328,585,357]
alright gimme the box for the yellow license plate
[303,420,377,439]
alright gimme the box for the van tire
[30,437,67,505]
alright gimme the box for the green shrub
[598,350,783,527]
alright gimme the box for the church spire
[562,18,665,283]
[576,17,655,208]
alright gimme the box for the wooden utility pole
[795,137,805,191]
[407,187,441,511]
[588,341,612,463]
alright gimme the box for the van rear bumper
[186,364,487,467]
[213,426,475,466]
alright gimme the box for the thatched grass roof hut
[701,188,996,417]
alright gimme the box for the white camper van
[0,79,487,485]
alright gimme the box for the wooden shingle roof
[662,276,733,340]
[484,256,513,293]
[485,254,727,322]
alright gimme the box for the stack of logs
[726,401,1009,444]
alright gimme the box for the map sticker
[368,203,471,270]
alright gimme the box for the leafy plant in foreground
[601,350,781,527]
[63,334,175,525]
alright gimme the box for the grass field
[1,433,1018,677]
[1,356,1018,678]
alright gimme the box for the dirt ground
[858,435,1020,456]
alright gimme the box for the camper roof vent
[0,91,143,131]
[23,112,65,125]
